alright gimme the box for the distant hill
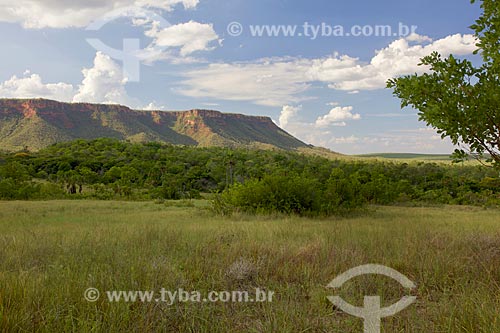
[357,153,452,160]
[0,99,310,152]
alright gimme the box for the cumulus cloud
[275,103,452,154]
[73,52,138,106]
[315,106,361,128]
[179,33,477,106]
[406,33,433,43]
[146,20,220,56]
[0,71,75,101]
[277,104,361,147]
[273,104,447,154]
[0,0,199,29]
[279,105,301,129]
[318,33,477,91]
[0,52,139,106]
[142,101,167,110]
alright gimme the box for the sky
[0,0,483,154]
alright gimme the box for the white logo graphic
[86,6,171,82]
[327,264,416,333]
[227,22,243,37]
[84,287,100,302]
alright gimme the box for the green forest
[1,139,499,215]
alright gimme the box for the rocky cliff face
[0,99,308,151]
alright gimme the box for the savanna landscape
[1,201,500,332]
[1,0,500,332]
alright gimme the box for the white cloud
[406,33,433,43]
[332,129,456,154]
[179,33,477,106]
[274,104,453,153]
[0,71,75,101]
[287,125,456,154]
[329,136,360,144]
[279,105,301,129]
[73,52,138,106]
[315,106,361,128]
[178,59,312,107]
[0,0,199,29]
[277,104,361,135]
[201,102,220,107]
[0,52,139,106]
[277,104,361,148]
[318,33,477,91]
[136,0,199,10]
[142,101,167,110]
[146,20,220,56]
[0,1,218,64]
[300,126,455,154]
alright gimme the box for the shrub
[38,183,66,199]
[0,179,16,199]
[213,171,365,217]
[322,169,366,214]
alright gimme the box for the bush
[322,169,366,214]
[213,171,365,217]
[419,189,453,204]
[0,179,64,200]
[0,178,16,199]
[37,183,66,199]
[90,184,114,200]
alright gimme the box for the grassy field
[353,153,488,168]
[1,201,500,332]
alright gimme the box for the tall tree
[387,0,500,168]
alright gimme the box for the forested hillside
[0,99,307,151]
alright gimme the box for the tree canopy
[387,0,500,168]
[0,139,499,210]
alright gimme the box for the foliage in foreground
[388,0,500,167]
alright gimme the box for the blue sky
[0,0,482,154]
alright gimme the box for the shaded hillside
[0,99,308,151]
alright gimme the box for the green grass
[1,201,500,332]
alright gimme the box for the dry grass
[0,201,500,332]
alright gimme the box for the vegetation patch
[0,139,499,216]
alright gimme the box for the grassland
[353,153,489,168]
[1,201,500,332]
